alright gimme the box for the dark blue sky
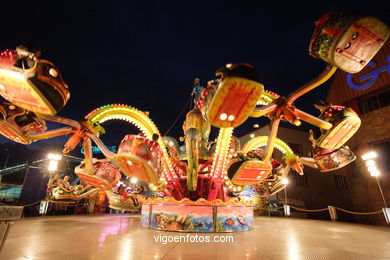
[0,1,389,148]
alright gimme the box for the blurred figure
[59,175,72,190]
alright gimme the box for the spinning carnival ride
[0,10,388,232]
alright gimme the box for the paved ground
[1,214,389,259]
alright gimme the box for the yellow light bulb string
[85,105,175,181]
[210,127,233,180]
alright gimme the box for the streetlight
[361,151,389,224]
[47,153,62,172]
[361,151,386,208]
[41,153,62,205]
[130,177,138,184]
[281,178,290,217]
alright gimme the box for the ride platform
[1,215,389,259]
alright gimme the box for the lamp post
[1,149,10,183]
[281,178,290,216]
[361,151,387,208]
[3,148,9,169]
[362,151,389,224]
[37,153,63,215]
[47,153,62,172]
[282,178,289,204]
[40,153,62,200]
[375,177,387,208]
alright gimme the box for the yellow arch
[242,136,296,160]
[85,104,175,176]
[257,90,280,106]
[210,127,234,179]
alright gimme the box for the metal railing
[259,204,390,224]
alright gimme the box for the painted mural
[151,204,213,232]
[140,204,150,227]
[216,206,253,232]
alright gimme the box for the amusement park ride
[0,10,388,232]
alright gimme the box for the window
[0,186,22,201]
[292,171,308,187]
[334,175,348,190]
[378,90,390,107]
[288,143,303,155]
[358,87,390,114]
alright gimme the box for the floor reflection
[98,216,130,247]
[1,215,389,259]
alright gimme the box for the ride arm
[263,118,281,161]
[251,103,278,118]
[41,114,82,129]
[286,65,337,105]
[83,138,94,173]
[293,108,332,130]
[25,127,73,140]
[297,157,319,169]
[88,133,116,160]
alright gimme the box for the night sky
[0,1,389,150]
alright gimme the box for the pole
[4,149,9,169]
[283,187,290,217]
[21,164,30,187]
[284,187,288,205]
[376,176,387,208]
[37,173,46,202]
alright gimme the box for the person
[152,133,159,142]
[15,43,41,69]
[59,175,72,190]
[192,78,203,104]
[139,186,146,194]
[309,100,332,143]
[116,184,125,195]
[46,174,60,199]
[47,174,60,189]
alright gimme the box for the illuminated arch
[242,136,296,160]
[84,104,175,177]
[210,127,234,179]
[257,90,280,106]
[217,136,297,195]
[220,136,295,193]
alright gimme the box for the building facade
[326,39,390,226]
[0,155,82,203]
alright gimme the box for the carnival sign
[347,55,390,90]
[81,145,117,154]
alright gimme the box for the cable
[163,95,193,136]
[290,206,328,212]
[335,207,383,215]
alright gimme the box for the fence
[259,204,390,224]
[1,200,390,224]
